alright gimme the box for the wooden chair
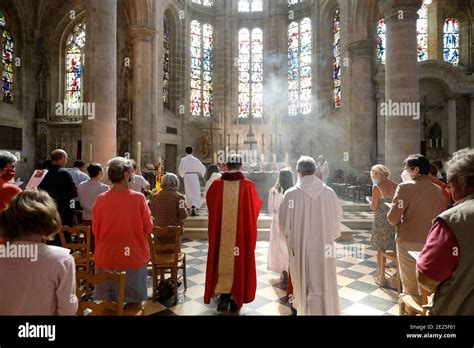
[379,250,401,294]
[399,288,433,316]
[76,271,143,316]
[147,226,187,304]
[59,225,94,274]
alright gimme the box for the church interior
[0,0,473,317]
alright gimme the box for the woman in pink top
[93,157,153,310]
[0,190,78,315]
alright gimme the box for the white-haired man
[279,156,342,315]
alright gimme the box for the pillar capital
[129,26,156,43]
[348,40,375,60]
[379,0,422,23]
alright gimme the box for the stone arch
[419,60,467,94]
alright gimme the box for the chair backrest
[147,226,183,265]
[76,271,126,315]
[59,225,91,254]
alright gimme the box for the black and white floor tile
[143,231,400,316]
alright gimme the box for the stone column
[130,26,156,167]
[347,40,376,170]
[448,97,457,154]
[376,92,386,164]
[471,96,474,148]
[82,0,117,167]
[379,0,422,177]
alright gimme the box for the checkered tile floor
[142,231,400,316]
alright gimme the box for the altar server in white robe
[317,155,329,184]
[178,147,206,215]
[267,168,294,283]
[279,156,342,315]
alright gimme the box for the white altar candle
[260,153,265,164]
[436,138,439,148]
[285,152,289,165]
[441,138,444,148]
[89,143,93,162]
[137,142,142,170]
[213,152,217,164]
[429,139,433,148]
[272,153,277,164]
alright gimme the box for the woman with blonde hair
[367,164,398,288]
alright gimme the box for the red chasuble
[204,171,262,306]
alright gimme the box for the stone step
[343,219,373,231]
[184,215,272,229]
[184,223,356,242]
[184,227,272,241]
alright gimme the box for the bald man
[39,149,78,244]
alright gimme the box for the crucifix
[200,122,222,162]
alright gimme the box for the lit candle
[285,152,289,165]
[272,153,277,164]
[89,143,93,162]
[137,142,142,170]
[430,139,433,148]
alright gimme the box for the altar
[245,171,278,213]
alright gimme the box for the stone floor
[142,231,400,316]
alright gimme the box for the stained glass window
[1,12,13,103]
[190,20,214,117]
[192,0,213,7]
[288,18,311,117]
[444,17,460,65]
[163,14,171,109]
[333,8,341,108]
[376,18,386,64]
[417,1,429,62]
[238,28,263,119]
[238,0,263,12]
[65,20,86,110]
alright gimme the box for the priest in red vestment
[204,154,262,313]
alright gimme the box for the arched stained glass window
[443,17,460,65]
[0,11,14,103]
[333,8,341,108]
[238,0,263,12]
[376,18,386,64]
[163,14,171,109]
[417,0,429,62]
[190,20,214,117]
[65,20,86,110]
[288,18,312,117]
[238,28,263,119]
[288,0,302,5]
[192,0,213,7]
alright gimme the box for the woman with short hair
[0,190,77,315]
[92,157,153,309]
[150,173,188,228]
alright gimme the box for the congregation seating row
[57,225,187,316]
